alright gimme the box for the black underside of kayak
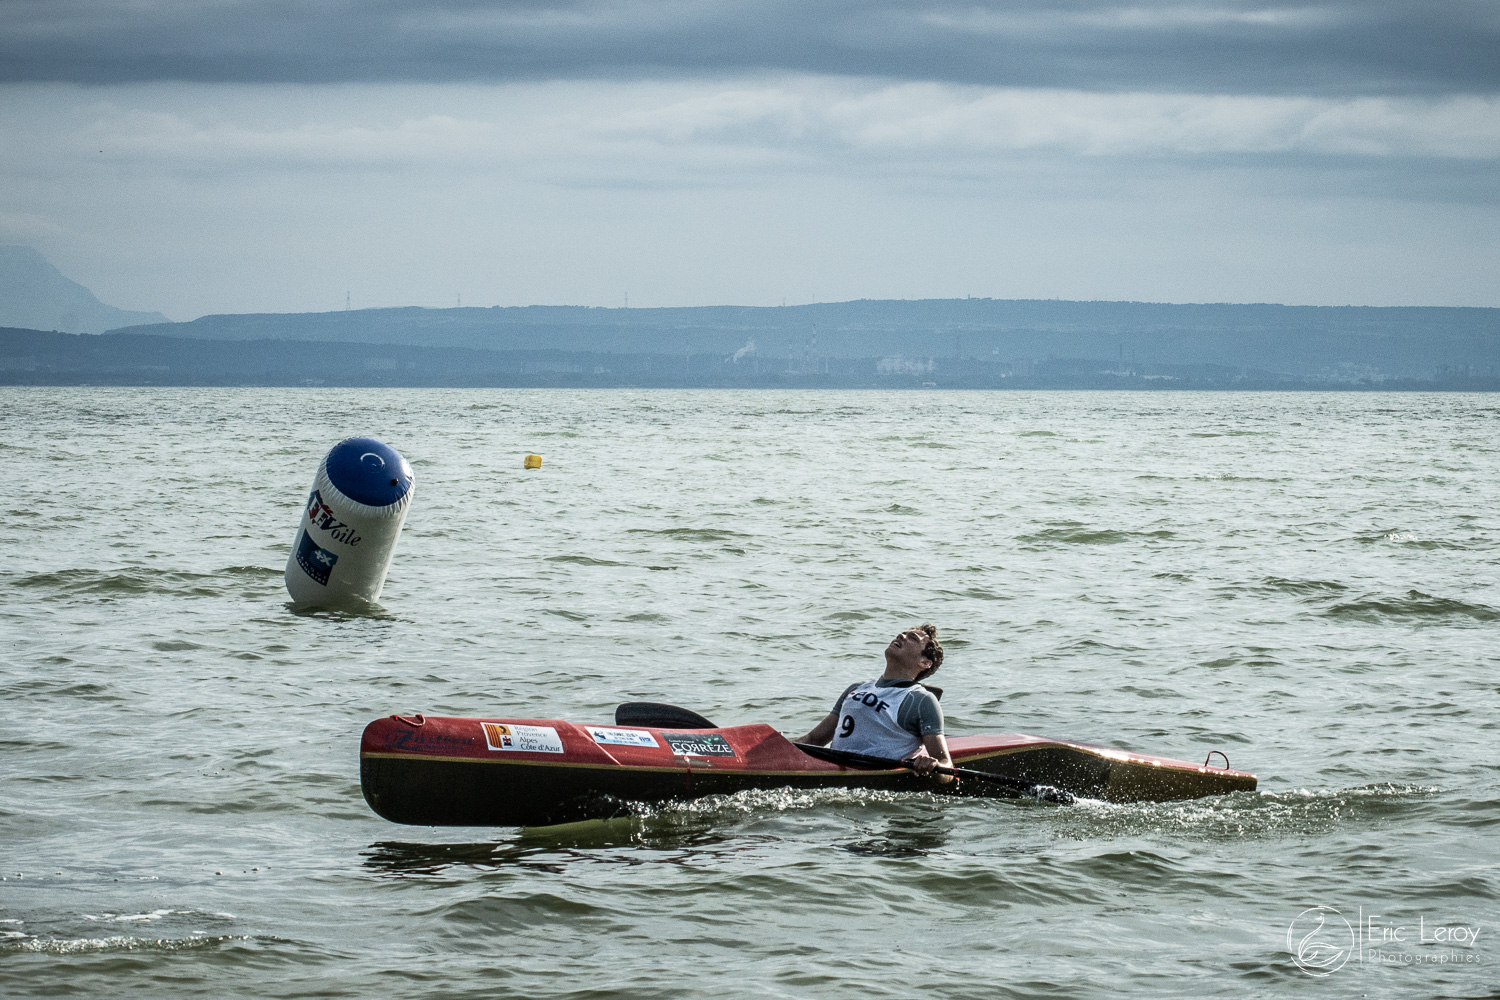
[359,749,1097,828]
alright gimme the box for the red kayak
[360,708,1256,827]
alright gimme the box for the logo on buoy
[304,490,361,546]
[294,529,339,586]
[1288,906,1355,976]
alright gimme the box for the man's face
[885,628,931,673]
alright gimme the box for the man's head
[884,623,944,681]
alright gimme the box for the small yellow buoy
[523,454,542,469]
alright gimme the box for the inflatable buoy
[285,437,414,606]
[523,454,542,469]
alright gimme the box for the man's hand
[905,747,954,784]
[906,748,937,775]
[910,733,955,784]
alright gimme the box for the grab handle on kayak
[1204,750,1229,769]
[392,713,426,727]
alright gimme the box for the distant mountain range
[4,325,1496,390]
[116,298,1500,382]
[0,246,167,334]
[1,245,1497,387]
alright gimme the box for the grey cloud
[2,1,1497,96]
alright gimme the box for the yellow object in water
[523,454,543,469]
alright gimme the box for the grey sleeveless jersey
[830,679,942,758]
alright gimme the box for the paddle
[793,742,1076,805]
[613,702,1074,804]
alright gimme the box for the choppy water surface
[2,388,1497,998]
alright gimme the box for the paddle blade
[1031,785,1075,805]
[614,702,717,729]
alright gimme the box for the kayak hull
[360,715,1257,827]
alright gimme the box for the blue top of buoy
[324,437,413,507]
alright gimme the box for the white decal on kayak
[665,734,736,757]
[480,723,565,754]
[585,726,659,748]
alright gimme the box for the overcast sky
[2,1,1497,318]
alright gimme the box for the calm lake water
[2,388,1496,998]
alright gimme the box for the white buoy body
[285,437,414,606]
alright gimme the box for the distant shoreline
[4,327,1497,391]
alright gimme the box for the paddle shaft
[792,742,1070,799]
[608,703,1074,801]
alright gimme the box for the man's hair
[913,623,943,680]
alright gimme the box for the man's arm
[897,687,953,784]
[799,685,858,745]
[907,733,955,785]
[798,711,838,746]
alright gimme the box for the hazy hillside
[9,326,1497,390]
[117,299,1500,380]
[0,246,167,334]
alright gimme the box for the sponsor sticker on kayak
[480,723,565,754]
[665,733,736,757]
[585,726,659,748]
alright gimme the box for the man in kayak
[798,624,954,784]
